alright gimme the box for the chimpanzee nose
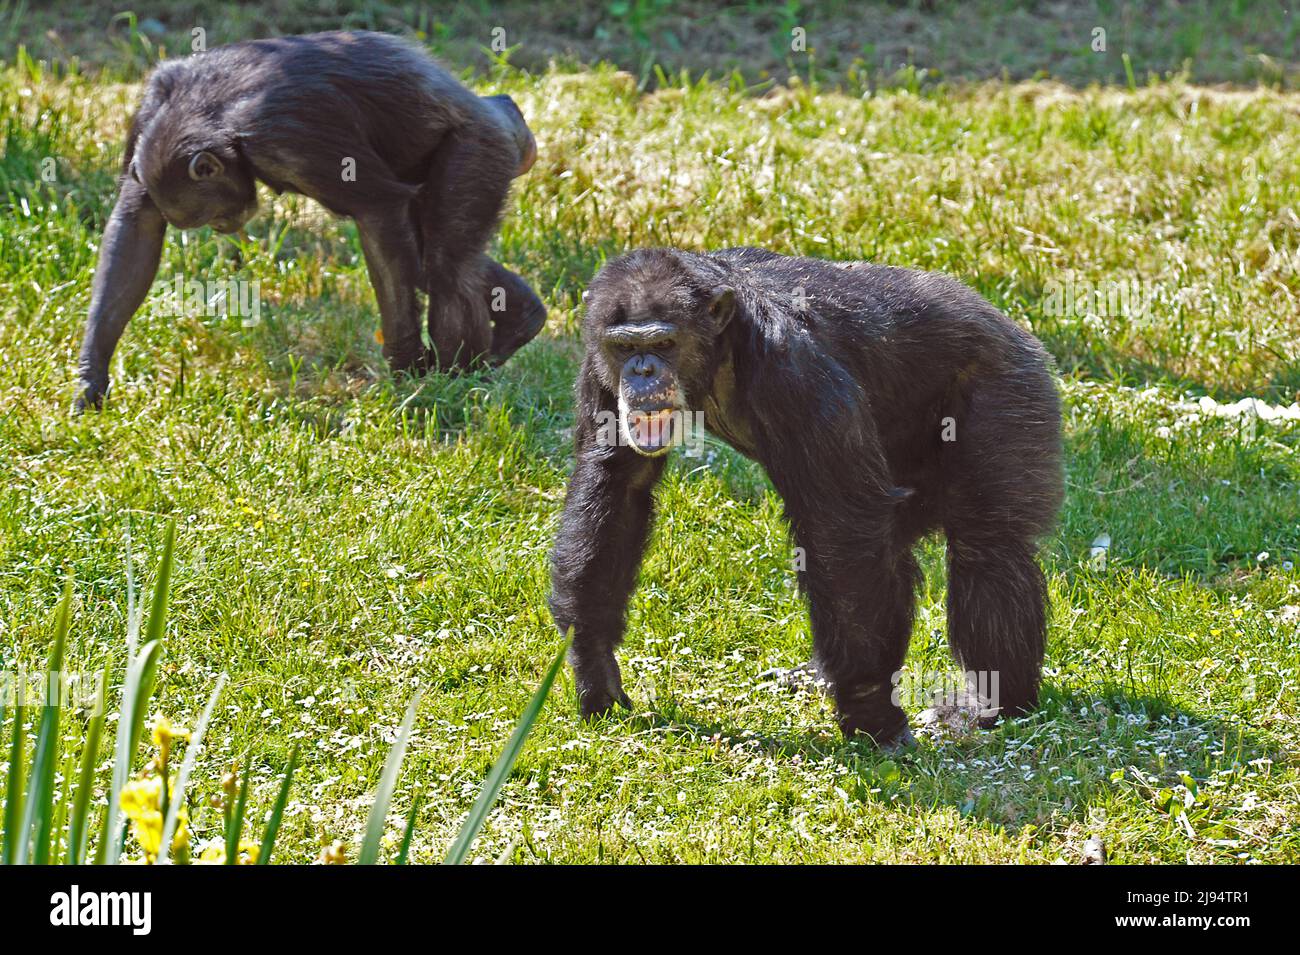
[630,354,660,377]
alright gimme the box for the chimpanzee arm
[353,204,428,373]
[549,368,666,718]
[75,178,168,411]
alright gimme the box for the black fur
[549,247,1063,746]
[75,30,545,411]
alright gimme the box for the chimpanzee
[74,30,546,412]
[548,247,1063,748]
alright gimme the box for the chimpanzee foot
[879,724,917,752]
[384,346,430,377]
[836,683,911,749]
[840,718,916,751]
[840,719,917,751]
[578,685,634,722]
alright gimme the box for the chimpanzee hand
[73,378,108,415]
[572,651,633,721]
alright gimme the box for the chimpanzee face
[584,253,735,456]
[133,142,258,234]
[605,317,685,456]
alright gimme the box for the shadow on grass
[6,1,1298,91]
[617,681,1274,844]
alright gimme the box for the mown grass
[0,46,1298,862]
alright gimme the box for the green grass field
[1,5,1298,863]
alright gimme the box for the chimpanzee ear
[188,150,224,181]
[128,159,141,183]
[708,286,736,325]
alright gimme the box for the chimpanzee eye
[656,339,675,352]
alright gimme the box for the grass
[3,1,1299,89]
[0,521,570,864]
[0,13,1298,863]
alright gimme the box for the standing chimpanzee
[549,247,1063,748]
[74,30,546,412]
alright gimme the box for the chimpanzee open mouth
[623,405,682,455]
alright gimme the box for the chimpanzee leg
[803,547,920,747]
[942,374,1063,722]
[416,128,517,370]
[766,404,919,746]
[946,539,1047,721]
[407,227,544,368]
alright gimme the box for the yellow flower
[151,716,191,766]
[197,843,224,864]
[120,776,189,861]
[318,841,348,865]
[196,839,260,865]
